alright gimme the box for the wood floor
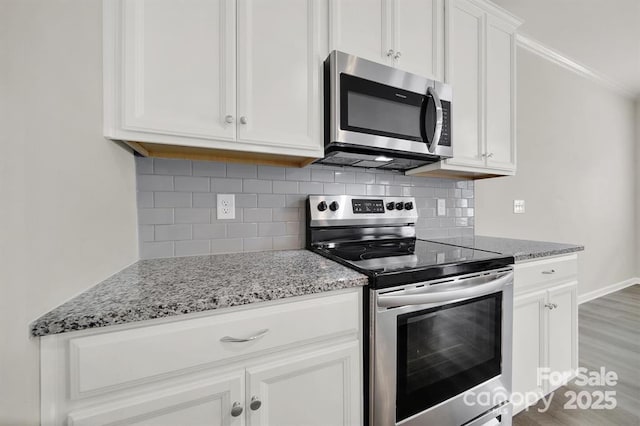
[513,284,640,426]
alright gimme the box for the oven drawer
[68,291,359,398]
[515,255,577,292]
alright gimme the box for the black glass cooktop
[314,238,514,288]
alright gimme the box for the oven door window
[396,292,502,422]
[340,74,427,143]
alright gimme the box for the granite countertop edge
[31,250,369,338]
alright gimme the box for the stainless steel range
[306,195,515,426]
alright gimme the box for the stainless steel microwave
[317,50,452,171]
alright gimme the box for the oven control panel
[308,195,418,227]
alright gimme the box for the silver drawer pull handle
[231,401,243,417]
[542,269,556,274]
[220,329,269,343]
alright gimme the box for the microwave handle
[425,86,443,153]
[377,272,513,308]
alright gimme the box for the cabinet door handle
[386,49,395,57]
[542,269,556,275]
[240,116,248,125]
[220,329,269,343]
[225,115,234,124]
[250,396,262,411]
[486,152,494,158]
[545,303,556,310]
[231,401,243,417]
[394,51,402,59]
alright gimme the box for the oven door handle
[377,272,513,308]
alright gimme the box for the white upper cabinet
[104,0,326,166]
[329,0,444,80]
[236,0,323,152]
[407,0,521,179]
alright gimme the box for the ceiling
[491,0,640,97]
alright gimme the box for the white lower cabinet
[512,255,578,414]
[41,289,362,426]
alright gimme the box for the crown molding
[516,34,636,99]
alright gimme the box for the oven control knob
[386,202,395,211]
[329,201,340,211]
[317,201,328,211]
[395,202,404,210]
[404,202,414,210]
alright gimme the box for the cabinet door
[329,0,392,65]
[547,281,578,391]
[120,0,235,140]
[236,0,324,154]
[246,341,361,426]
[393,0,444,80]
[445,0,486,168]
[485,16,516,171]
[67,372,244,426]
[512,290,546,415]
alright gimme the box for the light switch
[513,199,525,214]
[437,199,446,216]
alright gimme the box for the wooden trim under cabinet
[125,141,318,168]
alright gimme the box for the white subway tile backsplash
[258,165,286,181]
[175,240,211,257]
[193,193,216,208]
[272,180,299,194]
[228,223,258,238]
[154,158,191,175]
[192,160,226,177]
[213,178,243,193]
[243,237,273,252]
[311,168,334,183]
[135,157,153,174]
[258,194,286,208]
[175,176,210,192]
[258,222,286,237]
[285,167,311,181]
[236,194,258,208]
[141,241,173,259]
[155,224,192,241]
[135,158,474,259]
[324,183,346,195]
[227,163,257,178]
[243,179,272,194]
[137,192,154,208]
[244,208,273,222]
[211,238,243,254]
[139,208,173,225]
[138,175,174,191]
[175,208,211,224]
[192,223,226,239]
[272,208,299,222]
[273,235,301,250]
[154,192,191,208]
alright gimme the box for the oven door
[371,269,513,426]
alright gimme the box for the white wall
[637,101,640,276]
[0,1,139,423]
[475,48,637,297]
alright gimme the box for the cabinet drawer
[515,255,577,292]
[69,291,359,398]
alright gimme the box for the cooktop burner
[307,195,514,288]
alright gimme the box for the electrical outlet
[437,199,446,216]
[513,199,525,214]
[217,194,235,219]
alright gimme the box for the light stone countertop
[31,250,368,337]
[427,235,584,262]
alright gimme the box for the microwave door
[420,86,444,154]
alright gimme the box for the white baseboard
[578,278,639,305]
